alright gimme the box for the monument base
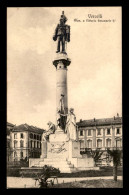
[30,132,95,173]
[49,129,69,142]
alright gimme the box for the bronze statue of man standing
[53,11,70,54]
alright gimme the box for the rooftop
[77,116,122,127]
[7,122,15,127]
[12,123,45,134]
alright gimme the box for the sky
[7,7,122,129]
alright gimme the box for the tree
[90,149,103,166]
[107,148,122,181]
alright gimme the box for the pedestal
[40,141,47,158]
[49,130,69,142]
[47,131,69,159]
[68,140,82,159]
[30,132,95,172]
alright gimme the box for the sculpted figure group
[42,107,77,142]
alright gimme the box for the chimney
[117,113,119,117]
[80,119,82,122]
[94,118,95,122]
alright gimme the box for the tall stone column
[53,53,71,131]
[56,61,68,114]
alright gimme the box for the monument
[29,11,95,172]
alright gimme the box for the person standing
[65,108,77,141]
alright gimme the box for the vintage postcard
[7,7,122,188]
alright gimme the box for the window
[30,133,33,139]
[34,141,36,148]
[14,133,17,139]
[30,140,32,148]
[32,141,34,148]
[20,140,24,148]
[87,140,92,148]
[20,151,23,159]
[14,141,17,148]
[14,151,17,157]
[37,142,40,148]
[116,139,121,147]
[80,130,83,136]
[37,135,39,140]
[97,139,102,148]
[88,130,91,136]
[107,129,110,135]
[97,129,101,136]
[32,152,34,158]
[20,133,23,139]
[117,128,120,134]
[34,134,36,139]
[106,139,111,147]
[80,141,84,149]
[39,136,41,141]
[38,152,40,158]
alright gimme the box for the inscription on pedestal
[48,142,67,154]
[47,141,69,159]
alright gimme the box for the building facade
[77,115,122,165]
[7,122,15,162]
[10,124,44,161]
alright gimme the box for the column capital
[53,53,71,68]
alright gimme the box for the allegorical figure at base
[57,108,67,131]
[65,108,78,141]
[42,121,55,141]
[57,94,67,131]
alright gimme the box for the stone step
[33,164,73,173]
[47,155,67,159]
[37,160,75,170]
[39,162,73,169]
[42,160,67,163]
[31,158,76,173]
[43,158,67,162]
[41,159,73,164]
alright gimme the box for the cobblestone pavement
[7,176,122,188]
